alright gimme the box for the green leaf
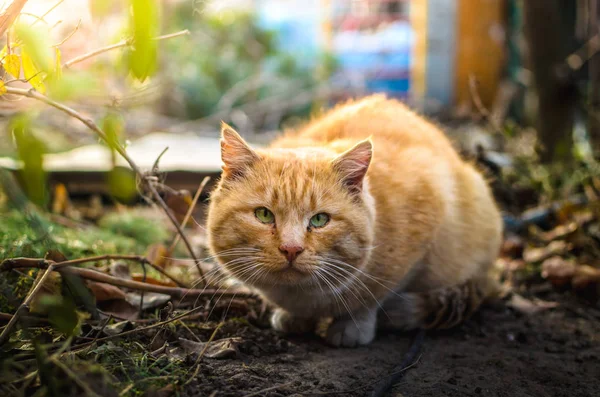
[127,0,158,82]
[14,22,53,73]
[102,111,124,151]
[3,53,21,77]
[36,295,80,336]
[10,114,48,207]
[107,167,137,203]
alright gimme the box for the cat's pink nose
[279,244,304,263]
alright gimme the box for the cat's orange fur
[207,95,503,347]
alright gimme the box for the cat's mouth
[247,262,316,286]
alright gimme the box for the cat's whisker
[182,257,262,306]
[317,265,370,311]
[315,269,360,330]
[320,262,391,320]
[320,256,404,298]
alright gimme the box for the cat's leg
[380,275,499,330]
[326,306,378,347]
[270,308,317,334]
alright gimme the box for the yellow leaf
[54,48,62,79]
[3,54,21,77]
[0,45,7,60]
[0,81,6,96]
[21,49,46,94]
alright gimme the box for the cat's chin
[244,266,314,287]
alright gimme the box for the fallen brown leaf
[572,265,600,291]
[523,240,569,263]
[97,299,139,320]
[109,261,132,280]
[164,189,192,225]
[126,292,171,310]
[86,281,127,301]
[146,243,170,269]
[506,294,559,315]
[541,256,577,288]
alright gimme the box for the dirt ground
[180,289,600,397]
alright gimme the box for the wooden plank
[454,0,507,109]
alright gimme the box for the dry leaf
[177,337,242,360]
[109,261,132,280]
[126,292,171,310]
[523,240,569,263]
[164,189,192,224]
[86,281,127,302]
[571,265,600,290]
[97,299,139,320]
[51,183,70,214]
[541,256,576,287]
[145,243,169,269]
[506,294,558,315]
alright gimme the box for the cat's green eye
[255,207,275,224]
[309,213,330,228]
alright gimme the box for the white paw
[270,309,314,334]
[326,315,377,347]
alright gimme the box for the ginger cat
[206,95,503,347]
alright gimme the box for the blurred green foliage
[11,114,48,207]
[127,0,158,82]
[0,209,155,261]
[164,8,338,123]
[98,211,170,247]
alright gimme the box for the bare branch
[169,176,211,253]
[0,257,253,299]
[62,29,190,68]
[52,19,81,47]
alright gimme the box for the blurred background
[1,0,600,264]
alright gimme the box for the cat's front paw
[326,313,377,347]
[270,309,315,334]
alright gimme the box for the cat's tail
[380,276,499,330]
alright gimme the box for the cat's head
[206,124,376,290]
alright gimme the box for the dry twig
[168,176,210,253]
[3,86,206,285]
[63,30,190,68]
[0,263,55,345]
[1,257,251,299]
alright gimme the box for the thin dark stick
[19,254,186,288]
[368,330,425,397]
[146,181,205,283]
[242,382,295,397]
[168,176,210,253]
[468,75,503,136]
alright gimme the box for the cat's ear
[220,122,259,178]
[332,139,372,193]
